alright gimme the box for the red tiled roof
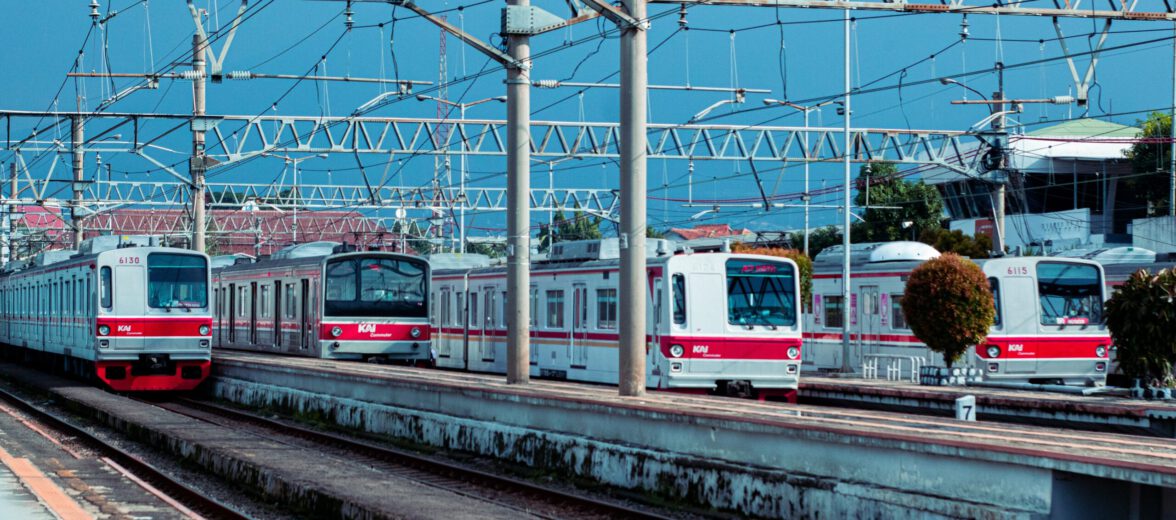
[667,224,753,241]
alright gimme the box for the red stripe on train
[320,322,429,341]
[660,335,802,360]
[96,317,212,337]
[805,332,1110,359]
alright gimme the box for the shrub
[730,244,812,308]
[901,253,995,367]
[1104,268,1176,385]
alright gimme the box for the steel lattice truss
[657,0,1176,20]
[2,111,989,213]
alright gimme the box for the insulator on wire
[533,80,561,89]
[90,0,100,21]
[678,4,688,28]
[227,71,253,80]
[180,70,203,80]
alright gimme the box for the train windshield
[1037,262,1103,325]
[147,254,208,309]
[324,256,427,318]
[726,259,797,327]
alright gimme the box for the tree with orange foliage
[730,243,812,310]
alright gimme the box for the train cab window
[596,288,618,330]
[324,257,427,318]
[1036,262,1103,326]
[671,274,686,325]
[824,296,844,329]
[147,254,208,309]
[890,294,908,330]
[726,259,798,328]
[988,278,1002,328]
[546,290,565,329]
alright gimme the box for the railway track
[146,396,674,520]
[0,385,248,520]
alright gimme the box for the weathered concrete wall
[211,361,1057,519]
[1133,215,1176,255]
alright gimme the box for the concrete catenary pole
[1170,21,1175,217]
[619,0,648,396]
[71,116,85,248]
[839,10,854,373]
[191,34,208,253]
[506,0,532,385]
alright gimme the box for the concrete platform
[0,364,544,520]
[800,376,1176,437]
[211,351,1176,519]
[0,377,195,520]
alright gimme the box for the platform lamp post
[762,99,836,257]
[261,153,328,245]
[416,95,507,254]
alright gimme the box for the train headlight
[986,345,1001,358]
[331,326,343,338]
[410,327,422,339]
[97,325,111,336]
[199,325,211,336]
[786,346,800,360]
[669,344,684,358]
[1095,345,1107,358]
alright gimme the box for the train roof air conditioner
[79,235,164,255]
[270,241,341,260]
[544,238,674,263]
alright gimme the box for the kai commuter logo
[357,323,377,334]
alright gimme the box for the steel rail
[0,386,249,520]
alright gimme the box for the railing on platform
[863,354,927,383]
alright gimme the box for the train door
[481,288,496,362]
[227,283,237,343]
[438,287,451,358]
[300,279,311,352]
[1000,275,1038,374]
[858,285,880,361]
[273,281,282,349]
[249,282,258,345]
[571,283,588,368]
[651,277,663,357]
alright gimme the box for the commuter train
[0,236,212,391]
[431,239,803,399]
[805,242,1111,386]
[211,242,431,362]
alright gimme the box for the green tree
[803,225,844,258]
[901,253,995,367]
[646,226,666,239]
[731,244,812,310]
[536,205,603,252]
[918,228,992,259]
[854,162,945,242]
[1104,268,1176,385]
[1125,112,1173,216]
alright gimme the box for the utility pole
[191,33,208,253]
[618,0,648,396]
[1170,21,1175,217]
[505,0,532,385]
[839,10,853,374]
[71,116,85,248]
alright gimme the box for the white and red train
[211,242,431,362]
[0,236,213,391]
[431,239,803,399]
[804,242,1112,386]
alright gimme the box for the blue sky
[1,1,1172,236]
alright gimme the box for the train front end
[978,258,1111,386]
[656,254,803,400]
[95,248,212,391]
[319,253,431,363]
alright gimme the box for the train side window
[596,288,618,330]
[890,294,908,330]
[285,283,296,319]
[500,291,507,329]
[470,294,479,328]
[824,295,844,329]
[672,274,686,325]
[100,267,112,309]
[456,292,464,326]
[546,290,565,329]
[529,288,538,327]
[988,278,1002,328]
